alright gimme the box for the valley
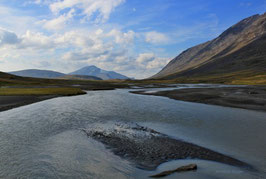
[0,12,266,179]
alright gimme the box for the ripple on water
[0,87,265,178]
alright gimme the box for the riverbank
[2,84,266,113]
[0,87,87,112]
[0,82,178,112]
[131,86,266,112]
[0,95,59,112]
[1,87,265,178]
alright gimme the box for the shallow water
[0,86,266,178]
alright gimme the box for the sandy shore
[0,96,58,112]
[131,86,266,112]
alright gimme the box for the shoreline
[131,86,266,112]
[2,85,266,113]
[0,84,122,113]
[0,83,177,113]
[0,95,61,112]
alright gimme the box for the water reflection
[0,87,265,178]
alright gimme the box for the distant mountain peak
[69,65,129,80]
[83,65,99,69]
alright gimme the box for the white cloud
[49,0,125,23]
[43,9,75,31]
[0,28,20,46]
[146,57,170,69]
[107,29,135,45]
[0,29,55,50]
[0,6,37,34]
[62,52,90,61]
[33,0,42,4]
[37,61,51,68]
[145,31,169,44]
[0,28,102,51]
[56,29,136,62]
[0,25,169,78]
[19,31,55,49]
[136,53,170,70]
[25,0,53,5]
[136,53,155,64]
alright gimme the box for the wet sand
[0,96,58,112]
[131,86,266,112]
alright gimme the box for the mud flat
[131,86,266,112]
[83,123,251,170]
[0,96,58,112]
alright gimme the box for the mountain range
[69,66,129,80]
[9,69,65,79]
[3,13,266,84]
[152,13,266,83]
[8,66,129,80]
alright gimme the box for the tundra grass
[0,88,86,96]
[127,71,266,85]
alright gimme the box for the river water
[0,86,266,178]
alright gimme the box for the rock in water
[150,164,197,178]
[83,122,251,170]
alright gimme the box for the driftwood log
[150,164,197,178]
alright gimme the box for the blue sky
[0,0,265,78]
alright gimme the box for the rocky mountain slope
[152,13,266,82]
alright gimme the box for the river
[0,86,266,178]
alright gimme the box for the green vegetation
[126,71,266,85]
[0,72,95,86]
[0,88,86,96]
[0,72,131,96]
[230,74,266,85]
[1,70,265,98]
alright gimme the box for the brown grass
[0,88,86,96]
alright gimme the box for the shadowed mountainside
[8,66,128,80]
[152,13,266,83]
[58,74,102,80]
[9,69,65,79]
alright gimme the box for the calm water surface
[0,86,266,178]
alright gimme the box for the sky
[0,0,265,78]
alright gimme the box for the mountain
[152,13,266,82]
[7,66,129,80]
[0,71,21,85]
[9,69,65,79]
[0,71,14,78]
[69,66,129,80]
[59,75,102,80]
[0,71,43,86]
